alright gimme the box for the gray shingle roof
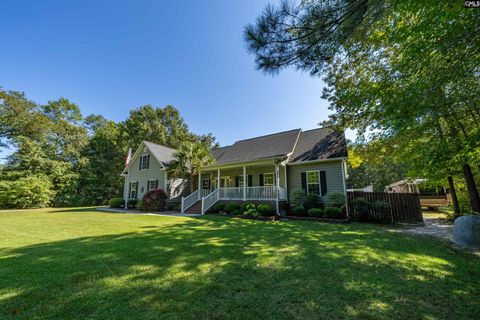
[210,127,347,166]
[143,141,176,166]
[212,129,301,165]
[288,128,347,163]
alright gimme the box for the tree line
[0,88,215,208]
[245,0,480,215]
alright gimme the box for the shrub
[225,203,241,214]
[290,189,307,208]
[307,208,323,217]
[136,200,143,210]
[212,203,226,213]
[304,193,319,210]
[141,189,167,211]
[257,203,275,216]
[166,203,181,212]
[242,202,256,212]
[324,207,343,218]
[350,198,371,221]
[231,209,243,216]
[325,192,346,208]
[108,197,125,208]
[290,205,305,216]
[0,175,53,209]
[127,199,138,208]
[243,208,259,218]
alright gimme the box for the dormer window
[139,154,150,170]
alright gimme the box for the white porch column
[243,165,247,201]
[217,169,221,190]
[275,163,280,214]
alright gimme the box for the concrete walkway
[401,218,453,241]
[397,217,479,255]
[96,207,202,217]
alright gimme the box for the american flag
[125,148,132,166]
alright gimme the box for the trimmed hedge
[324,207,343,218]
[225,203,241,214]
[291,206,305,216]
[257,203,275,216]
[325,192,346,208]
[307,208,323,217]
[109,197,124,208]
[212,203,226,213]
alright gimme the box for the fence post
[201,197,205,215]
[181,197,184,213]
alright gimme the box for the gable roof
[122,141,176,175]
[210,127,347,166]
[287,128,347,163]
[212,129,301,165]
[143,141,176,166]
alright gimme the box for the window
[306,171,320,195]
[264,173,274,186]
[147,179,158,191]
[129,181,138,199]
[202,179,210,190]
[139,154,150,170]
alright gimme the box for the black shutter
[147,155,150,169]
[139,157,142,170]
[301,172,307,191]
[155,179,159,189]
[135,182,138,199]
[259,174,264,186]
[128,182,132,198]
[320,171,327,196]
[235,176,239,187]
[248,175,253,187]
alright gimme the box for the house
[120,141,188,203]
[122,127,348,214]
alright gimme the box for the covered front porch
[182,160,288,214]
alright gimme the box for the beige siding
[286,160,345,200]
[126,147,167,199]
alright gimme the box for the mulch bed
[206,213,350,224]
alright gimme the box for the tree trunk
[190,174,196,192]
[463,164,480,213]
[447,176,460,217]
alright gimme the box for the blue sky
[0,0,351,150]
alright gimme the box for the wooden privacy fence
[347,191,423,224]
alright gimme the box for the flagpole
[124,148,132,210]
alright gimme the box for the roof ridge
[143,140,176,151]
[300,126,333,133]
[233,128,301,144]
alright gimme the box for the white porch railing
[246,186,277,200]
[201,189,219,214]
[181,189,200,213]
[200,186,287,214]
[219,187,243,200]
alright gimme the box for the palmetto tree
[169,141,214,191]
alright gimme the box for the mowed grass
[0,208,478,319]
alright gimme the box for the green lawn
[0,208,478,319]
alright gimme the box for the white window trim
[306,170,321,195]
[147,179,157,191]
[129,181,138,199]
[264,172,275,186]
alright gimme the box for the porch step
[184,200,202,213]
